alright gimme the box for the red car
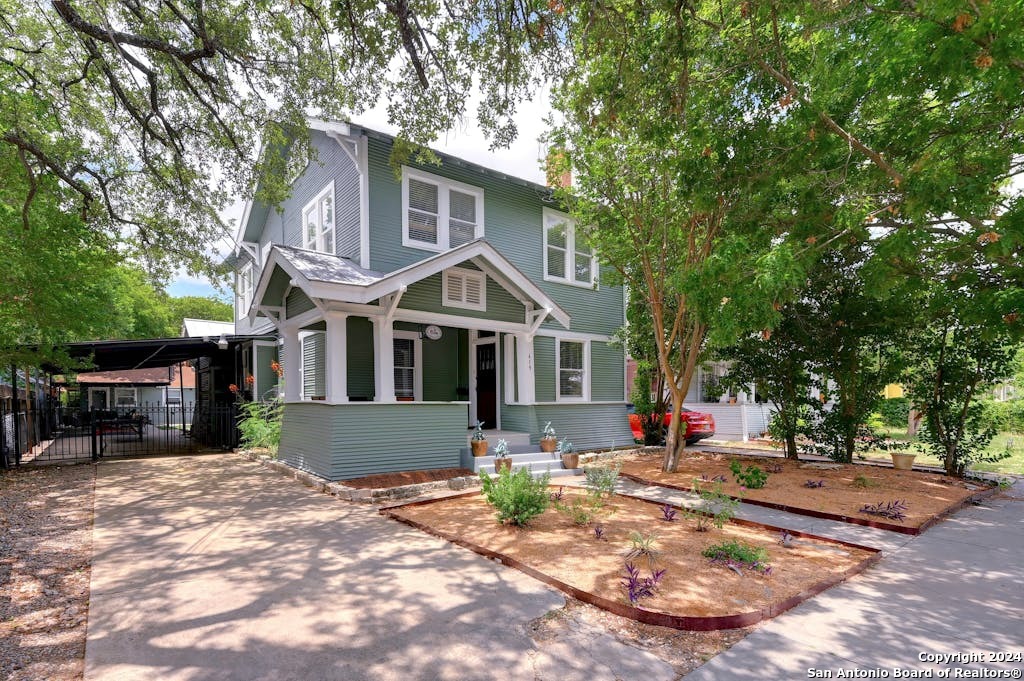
[627,405,715,445]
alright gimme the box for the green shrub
[479,467,551,526]
[729,459,768,489]
[685,481,739,532]
[237,399,283,454]
[555,495,602,526]
[982,399,1024,433]
[584,463,621,498]
[701,540,769,565]
[877,397,911,428]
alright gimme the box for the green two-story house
[234,120,633,481]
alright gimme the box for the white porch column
[515,333,536,404]
[281,323,302,402]
[324,312,349,403]
[372,317,395,402]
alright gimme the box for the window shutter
[443,268,486,311]
[464,275,483,307]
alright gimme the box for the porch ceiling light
[216,334,229,351]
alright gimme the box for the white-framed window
[114,387,137,408]
[237,262,254,316]
[393,331,423,401]
[165,388,182,405]
[302,182,335,254]
[543,208,596,288]
[442,267,486,311]
[402,167,484,251]
[556,339,590,401]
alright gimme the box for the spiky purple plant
[549,486,565,502]
[622,562,666,605]
[594,525,605,540]
[660,503,678,522]
[766,463,783,473]
[804,479,826,488]
[699,473,727,484]
[860,499,908,521]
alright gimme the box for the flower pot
[494,458,513,473]
[471,440,489,457]
[540,437,557,453]
[891,452,916,471]
[561,453,580,469]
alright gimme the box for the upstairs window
[237,262,254,316]
[442,267,486,311]
[402,167,484,251]
[303,183,335,254]
[543,208,596,288]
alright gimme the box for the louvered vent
[443,268,486,311]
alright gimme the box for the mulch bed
[618,450,995,533]
[340,467,475,489]
[385,489,878,630]
[0,463,95,681]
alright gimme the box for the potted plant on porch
[557,439,579,469]
[540,421,558,453]
[471,421,489,457]
[494,439,512,473]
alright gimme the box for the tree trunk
[785,432,798,460]
[662,389,686,472]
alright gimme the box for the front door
[475,343,497,429]
[88,388,109,411]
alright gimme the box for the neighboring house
[181,318,235,338]
[233,119,633,481]
[76,365,197,422]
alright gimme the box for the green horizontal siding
[302,332,325,398]
[531,403,633,451]
[286,288,315,318]
[534,336,556,402]
[279,402,467,480]
[591,341,624,401]
[347,316,375,399]
[398,272,525,323]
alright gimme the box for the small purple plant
[860,499,908,522]
[594,525,605,540]
[660,503,678,522]
[804,479,826,488]
[699,473,727,484]
[622,562,666,605]
[549,486,565,502]
[766,463,783,473]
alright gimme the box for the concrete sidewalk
[84,454,676,681]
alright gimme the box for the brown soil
[0,463,95,681]
[341,467,474,489]
[389,490,875,621]
[619,450,988,529]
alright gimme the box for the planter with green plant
[494,438,512,473]
[471,421,488,457]
[557,438,579,469]
[540,421,558,453]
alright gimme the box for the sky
[166,89,556,300]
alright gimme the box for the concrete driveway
[85,454,674,681]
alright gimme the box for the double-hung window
[403,167,484,251]
[237,262,254,316]
[114,387,137,409]
[392,332,422,401]
[303,183,335,254]
[556,339,589,401]
[543,208,596,287]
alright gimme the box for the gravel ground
[0,463,95,681]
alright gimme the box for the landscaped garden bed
[383,486,879,630]
[617,450,997,534]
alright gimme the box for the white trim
[236,261,254,321]
[542,208,597,289]
[503,334,517,404]
[531,401,627,406]
[358,135,371,269]
[393,330,423,401]
[394,309,530,335]
[283,400,471,406]
[535,329,612,343]
[88,387,110,410]
[555,338,590,402]
[307,118,353,137]
[468,332,501,429]
[401,166,485,252]
[442,267,487,312]
[301,181,336,254]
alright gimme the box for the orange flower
[245,374,255,386]
[270,360,283,378]
[228,384,239,394]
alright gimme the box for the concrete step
[466,430,531,448]
[463,450,565,472]
[477,461,582,478]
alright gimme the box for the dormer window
[402,167,484,252]
[303,183,335,253]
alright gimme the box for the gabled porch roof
[248,240,571,328]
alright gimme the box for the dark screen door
[476,343,497,428]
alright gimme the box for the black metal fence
[0,401,239,468]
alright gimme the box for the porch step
[464,450,582,479]
[466,430,532,448]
